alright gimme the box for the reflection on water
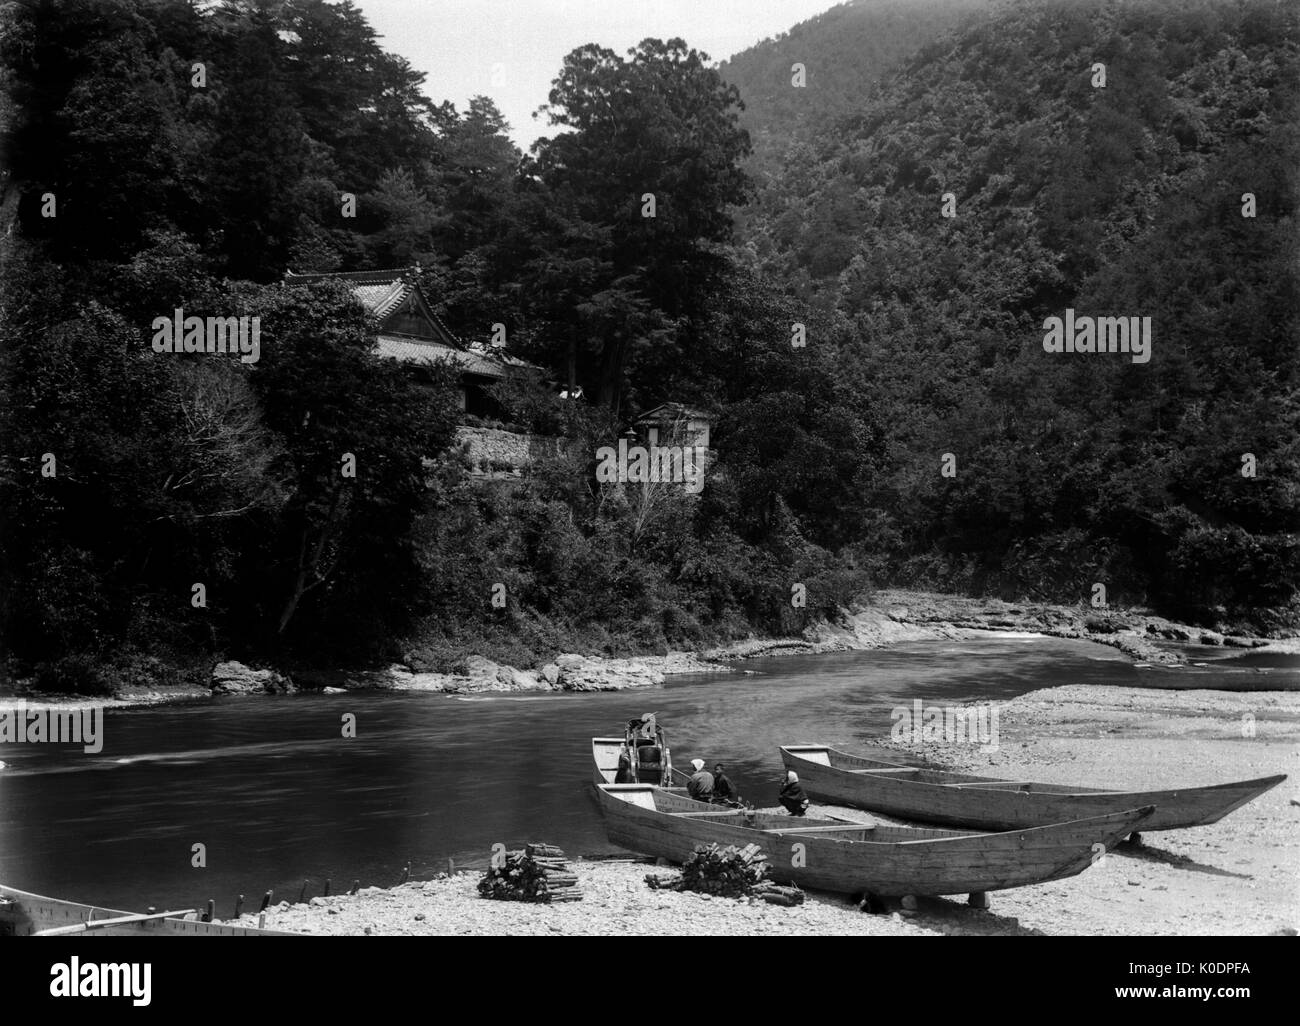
[0,635,1286,913]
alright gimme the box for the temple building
[283,266,537,418]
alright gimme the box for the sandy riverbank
[221,683,1298,936]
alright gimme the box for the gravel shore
[227,683,1298,937]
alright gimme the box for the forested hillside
[0,0,1295,693]
[720,0,990,172]
[741,0,1299,626]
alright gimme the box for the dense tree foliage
[1,0,1296,690]
[733,0,1299,623]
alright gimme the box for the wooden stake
[446,858,455,877]
[204,899,214,923]
[323,878,330,897]
[299,880,308,903]
[259,889,273,912]
[234,894,244,918]
[399,862,410,885]
[350,879,359,896]
[258,912,266,930]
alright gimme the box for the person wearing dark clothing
[686,758,714,802]
[712,764,737,804]
[614,750,634,784]
[779,771,810,816]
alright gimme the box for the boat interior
[602,784,979,843]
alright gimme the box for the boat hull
[0,884,297,937]
[595,784,1151,897]
[780,746,1286,832]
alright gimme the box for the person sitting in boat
[712,763,738,805]
[779,771,810,817]
[615,748,635,784]
[686,759,715,802]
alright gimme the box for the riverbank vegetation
[1,0,1296,694]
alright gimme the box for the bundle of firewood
[751,882,805,906]
[679,843,769,898]
[476,843,583,903]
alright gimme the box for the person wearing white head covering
[779,770,810,816]
[686,758,715,803]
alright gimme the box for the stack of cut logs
[683,843,769,898]
[645,844,805,906]
[477,843,583,903]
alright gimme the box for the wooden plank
[670,810,747,818]
[947,781,1035,789]
[34,908,196,936]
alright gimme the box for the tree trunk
[276,485,345,636]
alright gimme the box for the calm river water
[0,634,1288,913]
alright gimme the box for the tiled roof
[635,402,715,423]
[376,335,510,379]
[283,266,459,341]
[286,267,543,379]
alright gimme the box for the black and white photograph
[0,0,1295,997]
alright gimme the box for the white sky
[355,0,840,150]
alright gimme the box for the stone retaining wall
[455,426,567,478]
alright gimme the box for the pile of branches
[477,843,582,904]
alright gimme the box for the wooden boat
[0,884,298,936]
[780,745,1287,832]
[596,783,1152,898]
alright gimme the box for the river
[0,633,1287,914]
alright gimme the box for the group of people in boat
[687,758,812,816]
[685,759,739,805]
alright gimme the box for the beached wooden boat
[596,783,1152,898]
[0,884,298,936]
[780,745,1287,832]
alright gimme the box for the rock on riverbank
[384,650,732,695]
[712,590,1280,666]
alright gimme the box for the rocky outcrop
[211,660,295,695]
[551,654,664,692]
[384,653,682,694]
